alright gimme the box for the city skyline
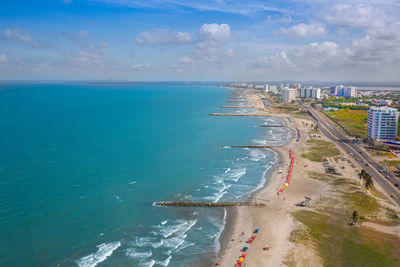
[1,0,400,81]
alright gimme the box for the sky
[0,0,400,81]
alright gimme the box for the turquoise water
[0,83,292,266]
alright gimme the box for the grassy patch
[345,191,380,216]
[383,160,400,167]
[366,148,396,158]
[324,109,367,138]
[289,228,309,243]
[386,208,400,221]
[302,139,340,162]
[293,210,398,267]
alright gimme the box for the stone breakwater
[155,201,267,207]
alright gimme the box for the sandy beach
[217,90,400,266]
[216,90,321,266]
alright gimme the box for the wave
[126,248,152,259]
[227,167,246,182]
[75,241,121,267]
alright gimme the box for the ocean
[0,83,292,266]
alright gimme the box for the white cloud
[0,28,39,47]
[178,56,194,64]
[78,30,89,38]
[280,23,327,37]
[135,29,193,45]
[324,3,388,30]
[94,0,283,16]
[198,23,231,41]
[0,53,6,63]
[131,63,150,70]
[251,51,297,71]
[62,0,72,4]
[65,42,109,66]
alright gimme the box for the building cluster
[281,87,297,104]
[367,106,399,140]
[329,85,357,98]
[300,87,321,99]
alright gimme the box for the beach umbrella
[235,264,239,267]
[248,238,253,243]
[251,235,256,238]
[264,245,270,250]
[215,260,220,265]
[241,253,246,258]
[242,246,248,251]
[254,228,259,233]
[239,257,244,262]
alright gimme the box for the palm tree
[364,176,374,191]
[351,210,359,225]
[358,170,366,184]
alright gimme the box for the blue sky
[1,0,400,81]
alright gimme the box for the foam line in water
[126,248,152,259]
[76,241,121,267]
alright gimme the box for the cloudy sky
[1,0,400,81]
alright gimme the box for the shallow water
[0,83,292,266]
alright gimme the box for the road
[261,97,271,110]
[307,108,400,206]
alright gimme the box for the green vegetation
[293,210,399,267]
[289,228,309,243]
[366,148,396,158]
[324,109,368,138]
[383,160,400,167]
[296,171,400,265]
[302,139,340,161]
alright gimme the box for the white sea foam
[224,167,231,173]
[213,208,227,251]
[227,167,246,182]
[161,220,167,225]
[138,259,155,267]
[126,248,152,259]
[129,181,136,184]
[75,241,121,267]
[157,255,172,266]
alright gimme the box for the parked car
[395,184,399,188]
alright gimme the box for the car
[365,164,369,167]
[395,184,399,188]
[361,160,364,163]
[391,194,396,198]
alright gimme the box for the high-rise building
[367,107,399,140]
[269,85,278,93]
[265,84,269,92]
[300,87,320,99]
[281,87,296,104]
[330,85,357,97]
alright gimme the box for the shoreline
[217,122,294,265]
[215,89,305,266]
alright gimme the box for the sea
[0,83,293,267]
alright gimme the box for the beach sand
[217,92,328,266]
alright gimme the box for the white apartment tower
[281,87,296,104]
[367,107,399,140]
[300,87,321,99]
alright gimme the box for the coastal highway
[307,108,400,206]
[261,97,271,110]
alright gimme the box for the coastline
[217,125,295,266]
[216,88,297,266]
[215,88,319,266]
